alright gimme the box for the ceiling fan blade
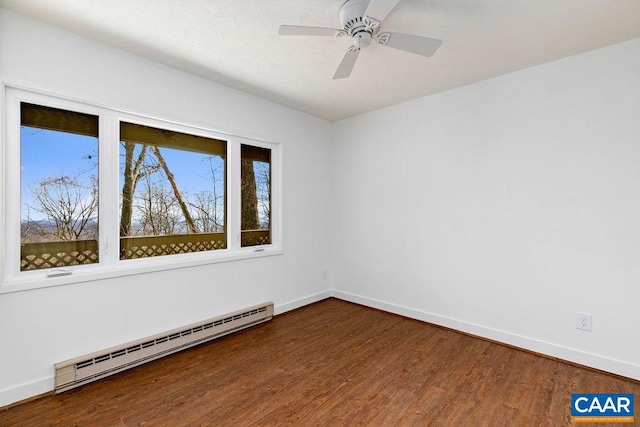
[278,25,340,36]
[364,0,401,21]
[333,49,360,80]
[383,33,442,57]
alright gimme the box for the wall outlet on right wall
[576,312,593,332]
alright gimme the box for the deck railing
[120,232,226,259]
[20,239,99,271]
[20,230,270,270]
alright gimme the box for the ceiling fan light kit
[278,0,442,79]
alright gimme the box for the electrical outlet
[322,269,328,280]
[576,312,592,332]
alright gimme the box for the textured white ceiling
[1,0,639,121]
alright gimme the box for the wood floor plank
[1,298,638,426]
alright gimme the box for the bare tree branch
[150,146,198,233]
[26,175,98,242]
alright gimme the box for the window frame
[240,141,274,247]
[1,86,282,293]
[117,118,229,258]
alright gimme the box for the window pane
[20,103,99,271]
[119,122,226,259]
[241,144,271,247]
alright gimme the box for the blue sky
[21,126,97,187]
[20,126,226,221]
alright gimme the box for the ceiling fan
[278,0,442,79]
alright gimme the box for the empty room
[0,0,639,425]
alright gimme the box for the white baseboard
[0,376,52,409]
[274,290,331,315]
[331,289,640,381]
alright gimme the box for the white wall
[0,9,332,406]
[331,38,640,379]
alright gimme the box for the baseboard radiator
[54,302,274,393]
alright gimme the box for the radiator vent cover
[55,302,274,393]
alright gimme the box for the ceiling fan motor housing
[339,0,381,49]
[339,0,370,28]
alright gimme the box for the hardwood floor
[1,298,638,426]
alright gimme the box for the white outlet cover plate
[576,312,592,331]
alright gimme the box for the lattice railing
[241,229,271,247]
[21,240,99,271]
[21,230,270,271]
[120,233,226,259]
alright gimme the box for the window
[119,122,227,259]
[20,103,100,271]
[3,88,280,288]
[241,144,271,247]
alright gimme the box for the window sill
[0,247,283,294]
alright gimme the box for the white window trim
[1,85,283,294]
